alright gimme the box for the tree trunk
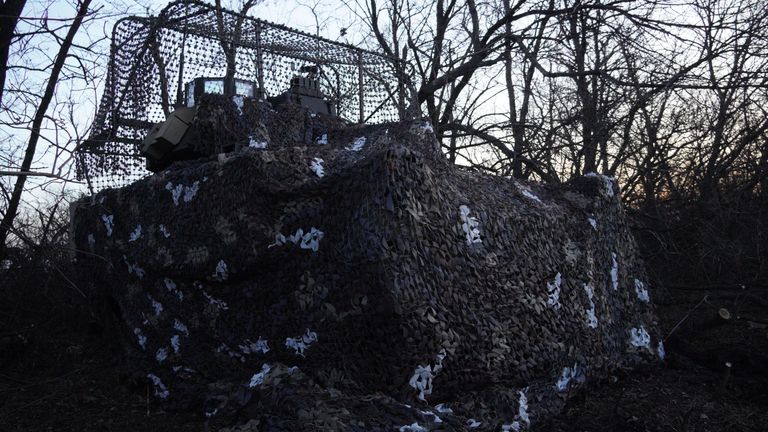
[569,9,597,174]
[760,145,768,201]
[502,0,522,177]
[0,0,28,104]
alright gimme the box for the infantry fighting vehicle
[141,66,337,172]
[76,0,406,190]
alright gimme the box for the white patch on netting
[232,95,244,114]
[657,341,666,359]
[274,228,324,252]
[629,326,652,350]
[212,260,228,281]
[147,373,169,399]
[87,233,95,248]
[310,157,325,178]
[610,253,619,291]
[249,136,267,148]
[555,363,584,392]
[467,419,482,428]
[299,228,324,251]
[205,408,218,418]
[155,347,168,363]
[517,389,530,426]
[123,255,145,279]
[165,182,184,205]
[173,319,189,336]
[584,283,598,328]
[555,368,571,392]
[547,273,562,310]
[316,133,328,145]
[604,177,615,197]
[435,349,447,372]
[347,136,366,151]
[134,328,147,350]
[502,422,521,432]
[588,217,597,230]
[148,295,163,316]
[421,121,434,133]
[521,189,542,203]
[248,363,271,388]
[239,337,269,355]
[158,224,171,238]
[164,278,183,301]
[101,214,114,236]
[202,291,228,310]
[183,181,199,203]
[271,232,286,247]
[435,403,453,414]
[171,335,180,353]
[165,181,199,205]
[285,329,318,357]
[399,423,428,432]
[420,409,443,423]
[129,224,142,242]
[287,229,303,244]
[634,278,650,302]
[630,328,652,350]
[409,349,447,401]
[459,205,482,245]
[409,365,434,402]
[500,391,531,430]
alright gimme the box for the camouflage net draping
[71,101,663,431]
[77,0,410,191]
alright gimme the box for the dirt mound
[70,113,661,430]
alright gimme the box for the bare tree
[215,0,260,97]
[693,0,768,200]
[0,0,96,259]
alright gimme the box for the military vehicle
[76,0,407,190]
[141,66,337,172]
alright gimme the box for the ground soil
[1,279,767,431]
[545,286,768,432]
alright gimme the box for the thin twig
[665,295,709,341]
[0,170,83,183]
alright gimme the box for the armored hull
[72,114,661,430]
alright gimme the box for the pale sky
[2,0,357,206]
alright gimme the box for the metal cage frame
[77,0,416,189]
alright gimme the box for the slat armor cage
[78,0,413,190]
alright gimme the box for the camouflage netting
[77,0,410,190]
[71,105,663,431]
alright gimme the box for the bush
[631,192,768,290]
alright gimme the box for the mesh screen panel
[78,0,412,190]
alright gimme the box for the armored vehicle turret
[76,0,410,191]
[141,67,338,172]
